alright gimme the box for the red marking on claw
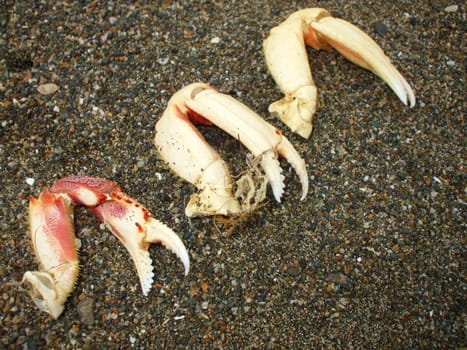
[136,222,144,233]
[186,105,213,125]
[142,208,151,221]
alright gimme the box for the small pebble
[374,21,388,36]
[158,57,169,65]
[287,265,301,276]
[37,83,59,95]
[326,272,351,288]
[444,5,458,12]
[77,297,95,325]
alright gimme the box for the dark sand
[1,1,464,348]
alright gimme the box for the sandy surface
[0,1,465,349]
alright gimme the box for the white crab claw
[155,83,308,216]
[264,8,416,138]
[185,84,308,202]
[309,15,415,107]
[22,191,79,319]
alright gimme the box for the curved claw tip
[163,237,190,277]
[145,219,190,276]
[400,80,416,108]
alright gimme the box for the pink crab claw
[263,8,416,138]
[22,176,189,319]
[22,191,79,319]
[155,82,308,217]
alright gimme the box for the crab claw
[89,189,190,296]
[53,176,190,295]
[185,84,308,202]
[22,191,79,319]
[155,83,308,216]
[23,176,189,318]
[264,8,416,138]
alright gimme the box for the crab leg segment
[22,191,79,319]
[50,175,115,205]
[23,176,189,318]
[264,8,416,138]
[155,104,241,217]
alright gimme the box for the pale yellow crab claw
[264,8,416,138]
[155,83,309,217]
[22,191,79,319]
[185,84,309,202]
